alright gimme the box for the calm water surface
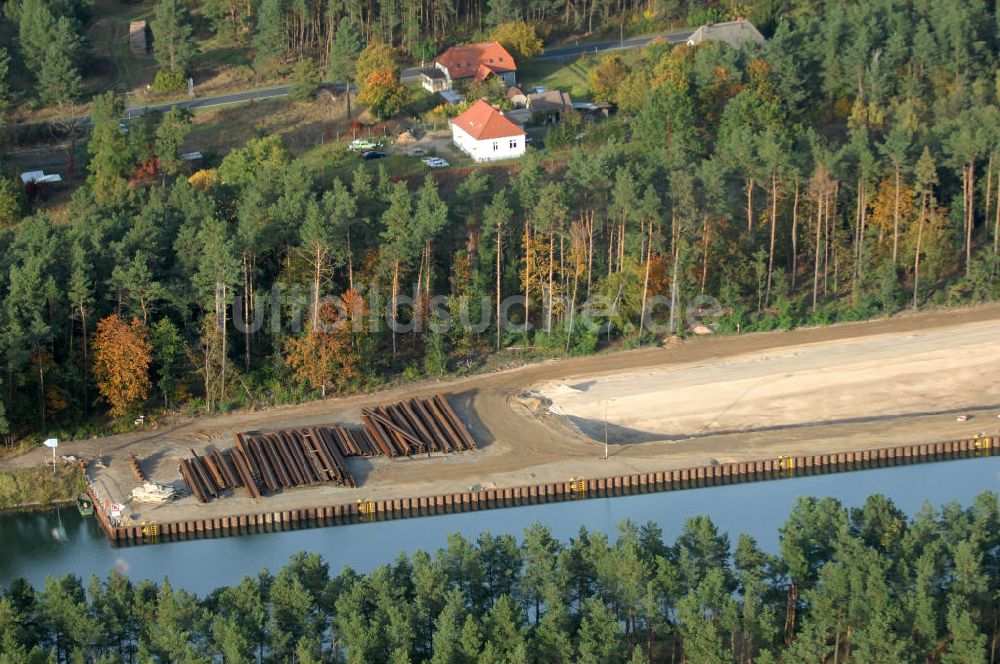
[2,456,999,593]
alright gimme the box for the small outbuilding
[686,19,765,49]
[526,89,573,124]
[439,90,466,106]
[20,170,63,185]
[420,67,449,93]
[450,99,525,162]
[506,86,528,108]
[129,21,150,56]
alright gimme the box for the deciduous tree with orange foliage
[359,68,407,120]
[285,297,363,397]
[93,314,152,417]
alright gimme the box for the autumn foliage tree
[588,54,630,103]
[490,21,543,61]
[359,68,407,120]
[285,299,362,397]
[354,41,399,85]
[93,314,153,417]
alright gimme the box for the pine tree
[18,0,56,71]
[155,107,193,175]
[942,601,987,664]
[152,0,197,75]
[253,0,287,70]
[290,58,322,100]
[429,588,467,664]
[0,47,11,137]
[912,146,939,308]
[87,92,132,205]
[328,17,361,84]
[380,181,416,358]
[576,597,623,664]
[194,216,240,409]
[150,318,183,408]
[38,18,83,106]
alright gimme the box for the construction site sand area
[6,305,1000,527]
[541,321,1000,444]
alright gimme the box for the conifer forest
[1,493,1000,663]
[0,0,998,446]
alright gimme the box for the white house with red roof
[433,42,517,90]
[450,99,526,162]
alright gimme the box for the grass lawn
[517,47,649,101]
[183,95,357,161]
[0,465,86,510]
[12,0,266,123]
[517,56,598,100]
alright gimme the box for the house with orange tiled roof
[450,99,526,162]
[432,42,517,91]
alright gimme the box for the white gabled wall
[451,123,525,163]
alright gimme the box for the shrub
[686,6,728,27]
[152,69,187,94]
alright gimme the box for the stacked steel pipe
[360,395,477,456]
[130,454,147,483]
[178,394,476,502]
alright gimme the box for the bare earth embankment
[3,304,999,526]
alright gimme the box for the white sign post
[43,438,58,472]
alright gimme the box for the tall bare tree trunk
[546,232,554,333]
[892,161,901,263]
[994,169,1000,255]
[822,190,830,298]
[523,218,531,337]
[966,159,975,273]
[785,580,798,646]
[791,181,799,290]
[496,221,503,349]
[984,153,993,254]
[640,223,653,338]
[585,210,594,298]
[80,305,89,416]
[746,178,754,233]
[765,171,779,305]
[347,228,354,291]
[312,247,322,331]
[566,253,580,353]
[700,215,709,294]
[812,188,824,310]
[242,252,251,370]
[913,192,927,309]
[220,284,227,406]
[391,260,399,358]
[670,237,681,334]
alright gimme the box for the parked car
[349,139,382,152]
[361,150,388,160]
[421,157,450,168]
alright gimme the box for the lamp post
[43,438,58,473]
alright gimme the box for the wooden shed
[129,21,149,56]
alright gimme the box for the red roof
[473,63,502,83]
[451,100,525,141]
[435,42,516,79]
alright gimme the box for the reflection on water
[1,456,998,594]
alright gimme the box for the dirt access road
[5,304,999,525]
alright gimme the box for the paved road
[16,28,693,133]
[398,29,693,80]
[534,29,693,61]
[123,85,293,118]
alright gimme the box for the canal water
[2,456,999,594]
